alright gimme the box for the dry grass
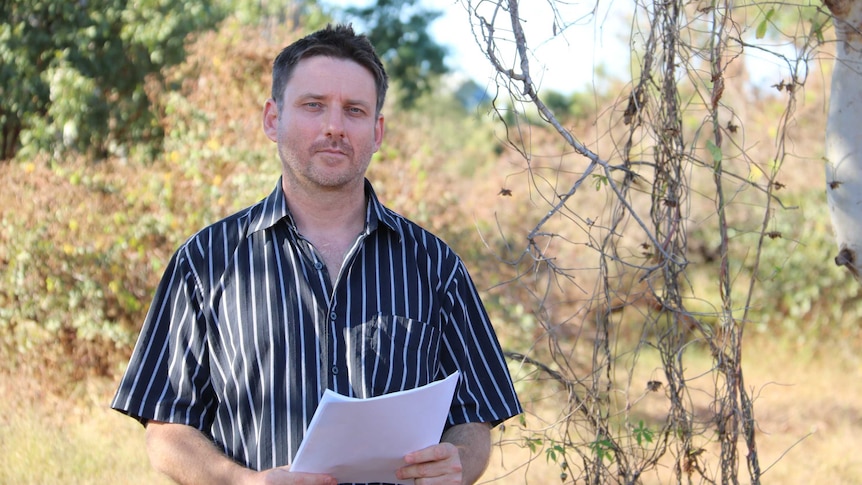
[0,368,169,485]
[731,344,862,484]
[1,337,858,484]
[0,15,855,485]
[480,338,862,484]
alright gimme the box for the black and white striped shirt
[112,178,522,473]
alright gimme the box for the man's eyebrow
[296,92,373,109]
[296,93,325,102]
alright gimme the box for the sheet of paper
[289,371,461,484]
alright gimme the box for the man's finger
[397,443,463,482]
[405,442,459,464]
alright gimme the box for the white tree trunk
[825,0,862,280]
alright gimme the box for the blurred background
[1,0,860,483]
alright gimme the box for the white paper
[289,371,461,484]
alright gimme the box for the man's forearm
[441,422,492,484]
[145,420,255,485]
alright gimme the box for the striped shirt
[111,178,522,474]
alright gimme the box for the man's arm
[442,422,492,484]
[145,421,336,485]
[397,422,492,485]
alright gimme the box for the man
[112,24,522,485]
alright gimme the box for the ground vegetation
[0,4,860,484]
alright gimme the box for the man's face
[263,56,384,192]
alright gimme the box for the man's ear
[262,98,279,142]
[373,113,385,152]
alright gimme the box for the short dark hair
[271,24,389,114]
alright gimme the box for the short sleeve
[111,247,215,431]
[439,260,522,428]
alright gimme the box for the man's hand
[395,422,492,485]
[396,442,463,484]
[246,467,337,485]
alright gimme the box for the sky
[426,0,629,93]
[324,0,631,94]
[322,0,797,95]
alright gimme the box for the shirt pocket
[346,314,441,397]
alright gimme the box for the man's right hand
[145,421,336,485]
[247,467,337,485]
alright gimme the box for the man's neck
[281,178,367,238]
[282,179,367,281]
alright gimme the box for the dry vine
[464,0,822,483]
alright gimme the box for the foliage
[454,79,493,109]
[0,0,222,161]
[752,190,862,346]
[746,0,829,46]
[463,0,840,483]
[0,19,287,381]
[0,161,164,378]
[0,17,502,385]
[341,0,449,108]
[540,88,617,122]
[0,5,858,485]
[216,0,322,27]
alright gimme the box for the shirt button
[314,261,324,270]
[330,311,337,321]
[331,366,339,374]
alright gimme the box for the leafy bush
[0,11,858,397]
[1,0,222,161]
[754,189,862,348]
[0,19,282,379]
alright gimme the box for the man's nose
[325,110,346,137]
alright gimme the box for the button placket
[329,307,338,377]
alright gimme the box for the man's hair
[271,24,389,114]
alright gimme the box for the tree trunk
[825,0,862,280]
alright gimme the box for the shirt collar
[247,178,403,239]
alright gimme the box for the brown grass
[0,366,169,484]
[1,337,858,484]
[479,339,862,484]
[0,15,856,485]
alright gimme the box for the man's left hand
[395,442,463,484]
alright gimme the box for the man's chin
[309,173,362,191]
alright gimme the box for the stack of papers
[290,372,461,484]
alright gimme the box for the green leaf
[634,420,654,447]
[589,437,615,463]
[545,444,565,463]
[592,174,608,191]
[756,8,775,40]
[756,20,768,39]
[706,140,722,163]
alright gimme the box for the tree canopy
[0,0,223,161]
[344,0,449,108]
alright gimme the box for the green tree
[454,78,491,109]
[344,0,448,108]
[540,89,571,120]
[0,0,222,161]
[220,0,328,29]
